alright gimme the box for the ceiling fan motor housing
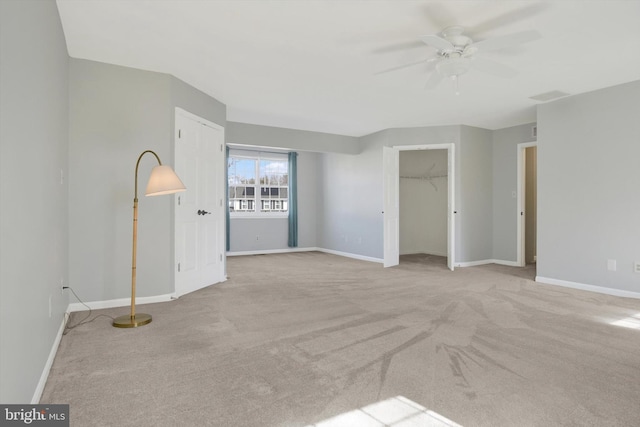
[441,26,472,53]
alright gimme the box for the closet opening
[383,143,454,270]
[517,142,537,271]
[399,149,449,269]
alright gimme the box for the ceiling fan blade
[374,57,436,75]
[372,40,427,54]
[472,57,518,78]
[419,34,454,51]
[468,3,549,37]
[424,70,444,90]
[473,30,541,52]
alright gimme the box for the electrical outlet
[60,277,65,294]
[607,259,617,271]
[634,262,640,273]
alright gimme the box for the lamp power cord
[63,286,114,334]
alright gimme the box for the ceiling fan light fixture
[436,57,472,78]
[436,57,472,95]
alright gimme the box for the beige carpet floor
[41,252,640,426]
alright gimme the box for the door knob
[197,209,211,215]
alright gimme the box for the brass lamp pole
[113,150,186,328]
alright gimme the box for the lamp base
[112,313,152,328]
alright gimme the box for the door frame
[516,141,537,267]
[383,146,399,267]
[174,107,226,297]
[383,143,455,270]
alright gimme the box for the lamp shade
[145,165,186,196]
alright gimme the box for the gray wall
[317,130,390,258]
[228,151,319,251]
[227,122,331,252]
[226,122,359,154]
[0,0,69,403]
[537,81,640,292]
[459,126,494,262]
[69,59,226,303]
[492,123,537,262]
[69,60,173,303]
[317,125,495,264]
[171,77,226,131]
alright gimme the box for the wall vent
[532,126,537,138]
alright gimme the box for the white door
[383,146,399,268]
[174,109,226,297]
[446,144,455,271]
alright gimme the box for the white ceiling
[56,0,640,137]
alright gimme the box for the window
[228,150,289,217]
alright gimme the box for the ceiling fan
[375,5,544,94]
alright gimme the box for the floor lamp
[113,150,186,328]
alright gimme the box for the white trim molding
[456,259,520,268]
[400,251,448,257]
[493,259,521,267]
[316,248,384,264]
[67,293,175,313]
[226,247,317,257]
[536,276,640,299]
[227,247,384,264]
[32,312,68,403]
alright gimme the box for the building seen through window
[228,151,288,215]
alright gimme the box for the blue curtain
[288,152,298,247]
[225,146,230,252]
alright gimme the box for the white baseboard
[456,259,520,268]
[400,251,448,257]
[536,276,640,299]
[226,247,317,257]
[68,293,174,313]
[456,259,492,267]
[227,247,384,264]
[316,248,384,264]
[493,259,521,267]
[32,311,69,404]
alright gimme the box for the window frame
[228,150,289,219]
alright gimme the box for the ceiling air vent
[529,90,570,102]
